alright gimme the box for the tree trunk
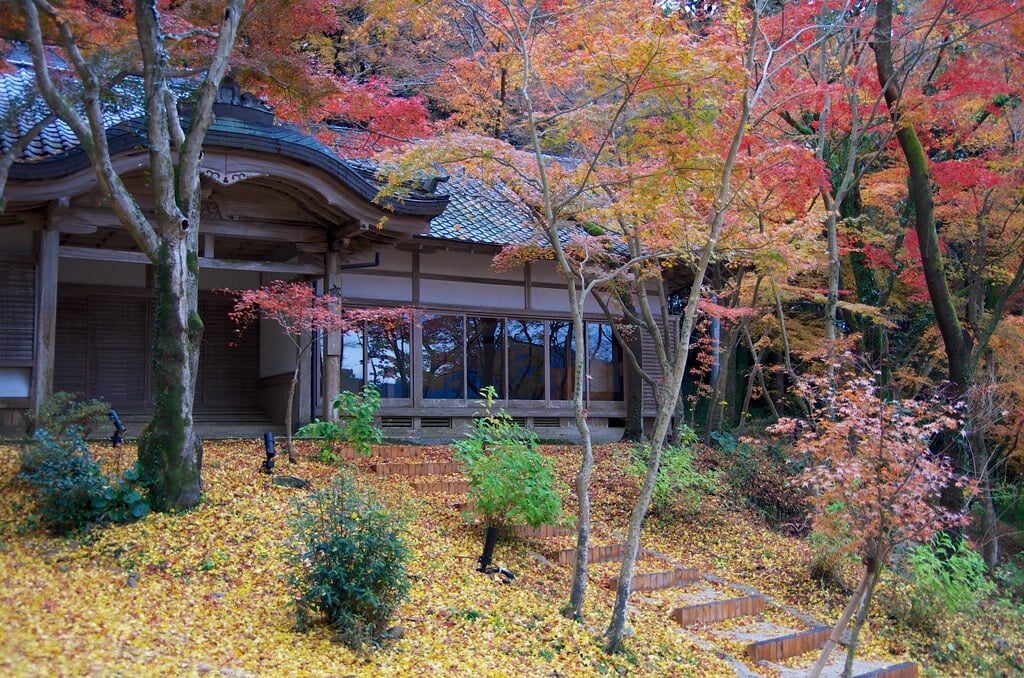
[873,0,972,392]
[285,357,302,464]
[566,302,595,621]
[605,406,673,653]
[138,238,204,512]
[843,560,883,677]
[566,438,594,621]
[809,556,880,678]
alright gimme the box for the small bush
[289,471,411,650]
[17,429,149,535]
[297,385,382,461]
[887,532,995,630]
[627,428,716,521]
[29,391,111,438]
[807,516,854,591]
[710,430,806,528]
[454,387,566,528]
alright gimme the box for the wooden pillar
[32,223,60,412]
[322,252,342,421]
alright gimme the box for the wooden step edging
[374,461,460,476]
[852,662,919,678]
[671,594,765,626]
[745,626,831,663]
[512,524,574,539]
[319,444,424,461]
[411,479,470,495]
[607,567,700,593]
[549,543,634,567]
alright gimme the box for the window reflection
[366,317,411,398]
[338,313,622,403]
[587,322,623,401]
[549,320,575,400]
[422,314,465,399]
[339,327,364,393]
[467,317,504,398]
[508,319,545,400]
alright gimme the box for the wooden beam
[57,206,326,243]
[59,246,324,274]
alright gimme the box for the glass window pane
[587,322,623,401]
[549,320,575,400]
[507,319,545,400]
[422,314,465,399]
[366,316,411,398]
[467,317,504,399]
[339,327,364,393]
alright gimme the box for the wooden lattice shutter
[54,294,89,395]
[0,261,36,362]
[197,293,259,412]
[86,295,151,410]
[640,316,679,416]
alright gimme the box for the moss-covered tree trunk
[139,238,204,512]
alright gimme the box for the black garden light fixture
[262,432,276,474]
[477,525,515,583]
[108,409,126,447]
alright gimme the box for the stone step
[411,479,470,494]
[746,626,831,663]
[608,567,700,593]
[671,594,765,626]
[374,461,460,476]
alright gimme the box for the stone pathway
[364,443,919,678]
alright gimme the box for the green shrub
[627,427,716,521]
[454,387,566,528]
[17,429,149,535]
[710,429,806,528]
[297,385,382,461]
[889,532,995,630]
[28,391,111,438]
[289,470,411,650]
[807,512,854,590]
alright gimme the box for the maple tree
[869,0,1024,567]
[224,280,406,464]
[773,366,973,677]
[0,1,430,511]
[376,0,832,653]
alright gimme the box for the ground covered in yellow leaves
[1,440,1022,676]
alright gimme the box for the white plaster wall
[420,279,524,310]
[372,249,413,273]
[0,225,33,256]
[340,274,413,303]
[420,250,517,280]
[200,269,260,291]
[530,261,566,285]
[0,368,31,397]
[260,319,296,378]
[59,258,147,286]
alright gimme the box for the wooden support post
[33,209,61,412]
[322,252,342,421]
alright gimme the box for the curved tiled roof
[1,61,448,218]
[429,172,539,246]
[0,51,555,245]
